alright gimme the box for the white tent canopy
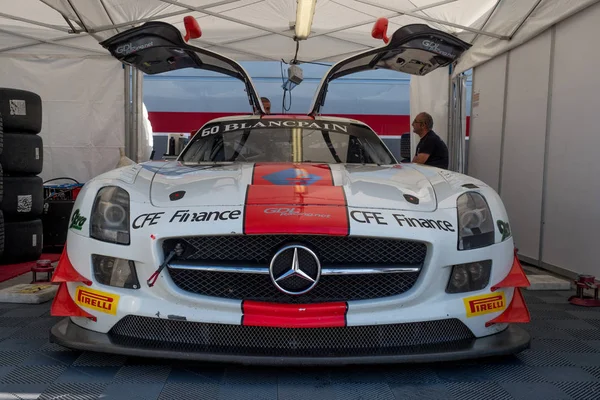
[2,0,597,68]
[0,0,598,180]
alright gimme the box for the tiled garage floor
[0,286,598,399]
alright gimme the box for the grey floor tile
[583,339,600,350]
[330,381,396,400]
[38,382,108,400]
[555,381,600,400]
[0,384,50,400]
[445,381,513,400]
[71,352,127,367]
[55,367,121,383]
[562,353,600,367]
[0,339,46,352]
[112,366,171,384]
[389,383,449,400]
[218,368,278,400]
[499,382,572,400]
[385,365,443,384]
[102,383,165,400]
[20,351,81,366]
[530,338,599,353]
[532,366,600,382]
[158,382,219,400]
[277,371,336,400]
[516,349,576,367]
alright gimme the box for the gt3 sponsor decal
[75,286,120,315]
[350,210,455,232]
[132,212,165,229]
[132,209,241,229]
[69,209,87,231]
[497,220,511,241]
[253,163,333,186]
[350,211,387,225]
[263,168,322,186]
[264,207,331,219]
[169,209,241,223]
[463,292,506,318]
[115,41,154,55]
[244,163,349,235]
[200,120,349,137]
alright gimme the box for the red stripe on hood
[244,163,349,236]
[242,300,347,328]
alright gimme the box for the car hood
[146,162,438,212]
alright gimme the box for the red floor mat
[0,254,61,283]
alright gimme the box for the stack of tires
[0,88,44,264]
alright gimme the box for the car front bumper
[50,316,530,366]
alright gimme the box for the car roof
[205,114,371,128]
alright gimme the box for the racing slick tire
[0,133,43,175]
[0,112,4,155]
[0,211,4,258]
[0,218,42,264]
[1,176,43,220]
[0,88,42,134]
[0,163,3,204]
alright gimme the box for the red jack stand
[31,259,55,283]
[568,275,600,307]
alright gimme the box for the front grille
[168,269,421,303]
[163,235,427,266]
[163,235,427,303]
[109,316,475,357]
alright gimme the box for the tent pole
[124,65,131,160]
[134,71,145,162]
[0,12,69,32]
[131,69,141,163]
[508,0,544,39]
[87,0,239,34]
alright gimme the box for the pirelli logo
[75,286,119,315]
[463,292,506,318]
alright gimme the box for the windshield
[179,118,396,165]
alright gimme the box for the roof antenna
[183,16,202,42]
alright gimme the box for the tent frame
[1,0,595,165]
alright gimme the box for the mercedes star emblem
[269,244,321,295]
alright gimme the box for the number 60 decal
[201,125,220,137]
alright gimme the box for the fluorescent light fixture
[295,0,317,40]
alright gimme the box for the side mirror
[371,17,389,44]
[400,132,411,162]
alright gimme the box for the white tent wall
[452,0,600,76]
[1,0,599,184]
[0,55,125,183]
[408,67,450,159]
[466,2,600,279]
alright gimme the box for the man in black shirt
[411,112,449,169]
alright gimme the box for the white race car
[49,20,532,365]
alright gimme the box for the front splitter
[50,317,530,366]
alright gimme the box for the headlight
[456,192,494,250]
[446,260,492,293]
[92,254,139,289]
[90,186,130,245]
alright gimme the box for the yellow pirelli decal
[463,292,506,318]
[75,286,120,315]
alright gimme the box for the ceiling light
[295,0,317,40]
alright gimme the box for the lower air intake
[109,316,475,357]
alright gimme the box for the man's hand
[412,153,430,164]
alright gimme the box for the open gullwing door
[308,23,471,116]
[100,21,266,114]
